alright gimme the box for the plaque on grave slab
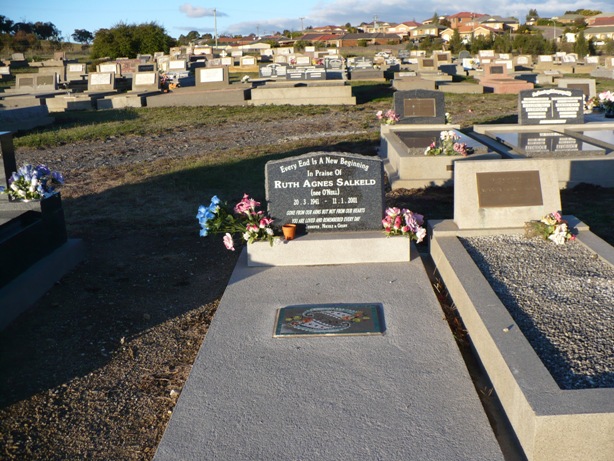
[491,131,605,156]
[476,171,543,208]
[489,65,505,75]
[265,152,384,232]
[519,88,584,125]
[134,72,156,85]
[393,89,445,124]
[565,83,590,98]
[199,67,224,83]
[274,303,385,337]
[421,58,435,68]
[90,73,112,85]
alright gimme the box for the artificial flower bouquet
[424,130,473,156]
[382,207,427,243]
[197,194,275,251]
[524,212,575,245]
[376,109,400,125]
[0,163,64,201]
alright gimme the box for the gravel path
[460,234,614,390]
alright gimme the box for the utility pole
[299,17,305,33]
[373,15,378,33]
[214,8,218,49]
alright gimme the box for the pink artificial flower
[259,217,273,228]
[553,211,563,222]
[386,207,401,217]
[394,215,402,229]
[234,194,261,215]
[246,224,259,233]
[223,233,235,251]
[376,110,383,119]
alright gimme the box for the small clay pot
[282,223,297,240]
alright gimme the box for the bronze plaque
[567,83,590,97]
[476,171,543,208]
[422,58,435,67]
[489,66,504,74]
[404,98,436,118]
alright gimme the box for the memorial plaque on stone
[265,151,384,232]
[519,88,584,125]
[421,58,435,68]
[488,65,505,75]
[393,89,445,124]
[476,171,543,208]
[286,69,306,80]
[274,303,385,337]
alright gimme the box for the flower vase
[282,224,296,240]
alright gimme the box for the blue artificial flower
[51,171,64,184]
[210,195,221,206]
[199,227,209,237]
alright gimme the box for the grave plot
[472,88,614,188]
[429,159,614,461]
[379,90,500,189]
[153,150,504,461]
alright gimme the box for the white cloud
[179,4,227,19]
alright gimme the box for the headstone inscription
[518,88,584,125]
[195,67,229,88]
[393,89,446,124]
[265,152,384,232]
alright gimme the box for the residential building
[387,21,421,39]
[447,12,483,29]
[410,24,446,40]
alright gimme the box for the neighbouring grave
[87,72,116,93]
[195,67,229,89]
[131,71,160,92]
[259,63,288,78]
[380,90,499,188]
[66,63,87,82]
[518,88,584,125]
[265,151,384,232]
[479,63,533,94]
[393,89,445,124]
[557,78,596,102]
[429,158,614,461]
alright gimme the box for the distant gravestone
[274,55,287,63]
[265,152,384,232]
[66,63,87,81]
[585,56,599,65]
[519,88,584,125]
[538,55,553,63]
[393,89,446,124]
[458,50,471,60]
[137,63,156,72]
[88,72,115,92]
[131,71,159,92]
[98,62,121,74]
[434,52,451,64]
[453,159,561,230]
[296,56,311,66]
[418,58,436,71]
[557,78,596,101]
[259,63,288,78]
[240,56,256,66]
[479,50,495,59]
[220,57,233,66]
[195,67,229,89]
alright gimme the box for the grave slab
[153,249,504,461]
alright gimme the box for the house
[360,21,392,33]
[339,33,401,47]
[440,25,501,43]
[387,21,421,39]
[584,26,614,42]
[310,25,347,35]
[447,12,484,29]
[555,13,586,25]
[586,13,614,27]
[476,15,520,32]
[410,24,446,40]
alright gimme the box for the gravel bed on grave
[459,234,614,390]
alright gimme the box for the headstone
[131,71,159,92]
[231,50,243,58]
[11,53,25,61]
[195,66,229,89]
[498,53,510,60]
[459,50,471,60]
[557,78,596,101]
[154,51,165,59]
[393,89,446,124]
[116,59,140,75]
[220,57,233,66]
[274,55,288,64]
[87,72,115,92]
[515,55,531,67]
[538,55,553,63]
[304,46,315,53]
[137,63,156,72]
[479,50,495,59]
[265,152,384,232]
[193,46,210,56]
[98,62,121,74]
[418,58,436,71]
[240,56,256,66]
[585,56,599,65]
[0,66,10,77]
[562,54,577,64]
[453,159,561,230]
[259,63,288,78]
[434,52,452,64]
[296,56,311,66]
[518,88,584,125]
[352,57,374,69]
[324,57,343,70]
[66,63,87,82]
[276,47,294,55]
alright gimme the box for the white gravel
[460,234,614,390]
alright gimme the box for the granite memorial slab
[519,88,584,125]
[274,303,385,337]
[489,130,605,156]
[393,89,445,124]
[131,71,160,92]
[87,72,116,92]
[265,151,384,231]
[557,78,596,101]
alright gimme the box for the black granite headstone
[393,89,446,124]
[265,152,384,232]
[518,88,584,125]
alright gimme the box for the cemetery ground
[1,90,613,460]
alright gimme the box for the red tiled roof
[448,11,483,19]
[591,17,614,27]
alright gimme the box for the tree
[0,15,14,34]
[72,29,94,44]
[448,28,464,54]
[91,22,176,59]
[526,9,539,21]
[493,33,513,53]
[573,30,589,57]
[33,21,61,41]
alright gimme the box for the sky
[3,0,612,40]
